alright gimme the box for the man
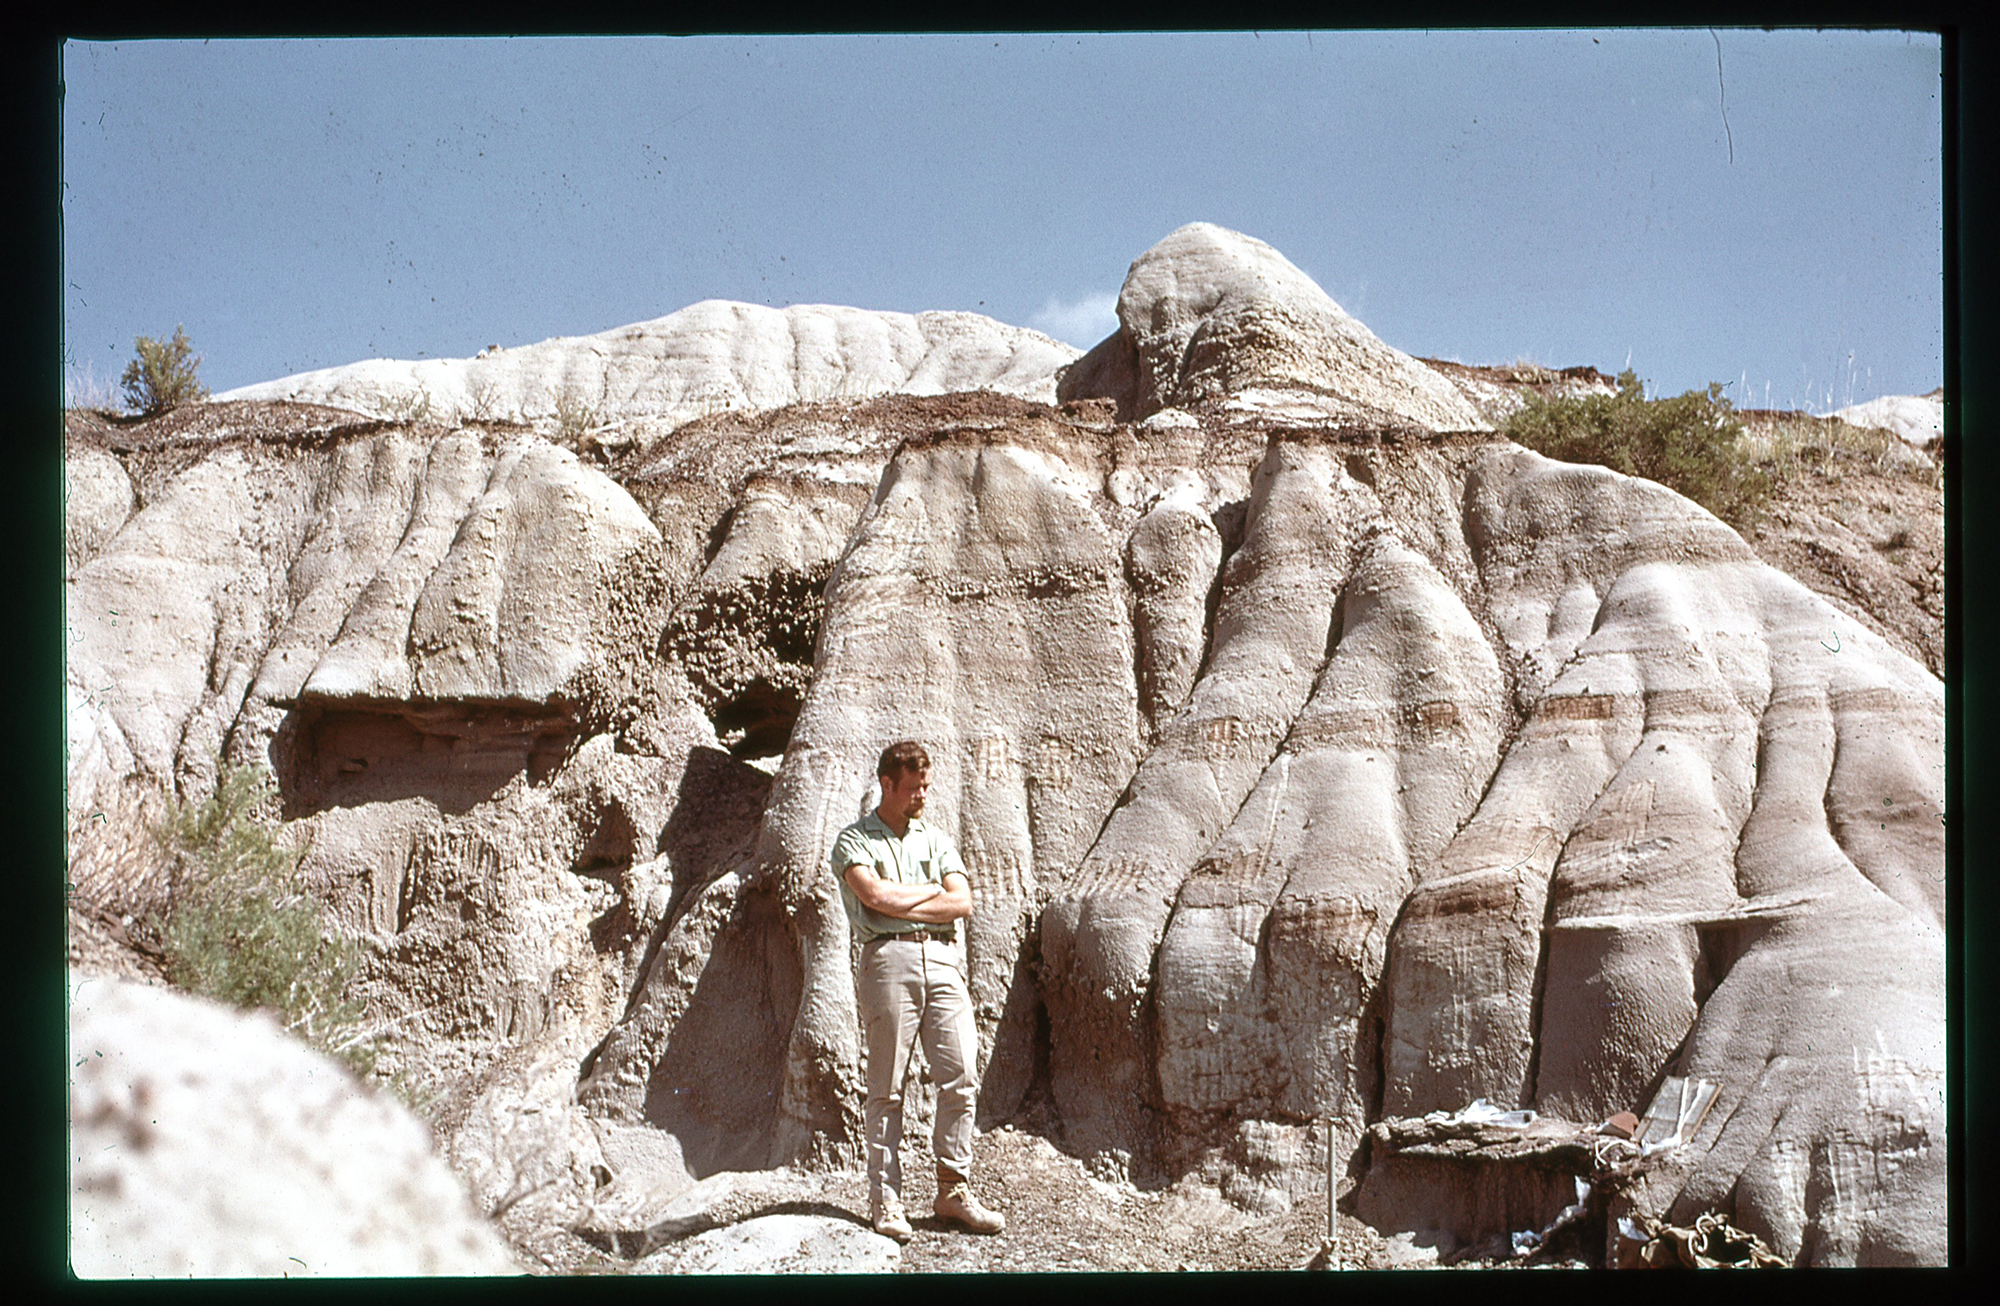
[832,740,1006,1242]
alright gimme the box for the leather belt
[879,929,955,944]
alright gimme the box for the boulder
[68,971,519,1277]
[65,441,323,814]
[1830,390,1943,447]
[654,1213,900,1274]
[317,438,659,703]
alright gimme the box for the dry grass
[66,781,176,926]
[378,386,436,425]
[70,767,396,1084]
[552,375,613,441]
[1739,414,1939,489]
[64,357,124,412]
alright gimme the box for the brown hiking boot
[869,1196,914,1243]
[933,1177,1006,1235]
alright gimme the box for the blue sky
[61,30,1942,413]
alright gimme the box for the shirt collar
[865,810,924,836]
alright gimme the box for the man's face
[882,768,929,821]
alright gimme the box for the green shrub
[150,764,377,1075]
[120,325,211,417]
[1502,369,1773,529]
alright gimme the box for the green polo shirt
[831,811,969,945]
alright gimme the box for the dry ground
[1738,421,1943,678]
[525,1114,1590,1276]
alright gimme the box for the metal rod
[1326,1116,1336,1250]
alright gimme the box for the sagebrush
[464,372,502,422]
[150,764,378,1075]
[121,325,210,417]
[379,386,435,425]
[1503,369,1772,528]
[552,375,611,440]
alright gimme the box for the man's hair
[877,740,931,781]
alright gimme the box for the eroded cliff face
[65,225,1945,1268]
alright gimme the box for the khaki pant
[857,935,978,1206]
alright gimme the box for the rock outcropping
[1058,222,1488,431]
[1831,389,1944,448]
[67,224,1945,1268]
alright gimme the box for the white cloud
[1029,291,1120,349]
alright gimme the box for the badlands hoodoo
[67,223,1943,1270]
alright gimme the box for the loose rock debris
[1613,1212,1787,1269]
[1349,1084,1728,1268]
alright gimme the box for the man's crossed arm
[842,864,972,924]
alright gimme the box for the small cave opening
[712,677,803,762]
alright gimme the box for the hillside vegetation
[1501,369,1772,528]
